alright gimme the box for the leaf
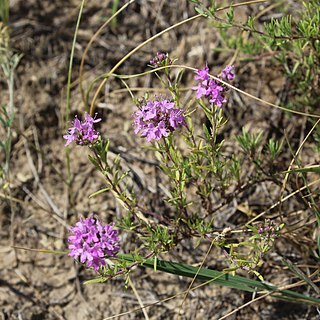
[282,258,320,295]
[283,166,320,173]
[88,154,101,169]
[194,6,208,17]
[89,187,110,198]
[118,254,320,306]
[83,277,107,285]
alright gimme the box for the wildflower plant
[3,1,320,319]
[60,0,320,312]
[65,57,281,281]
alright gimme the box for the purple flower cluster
[68,217,120,271]
[193,65,235,107]
[133,98,186,142]
[149,51,172,67]
[258,219,276,236]
[221,65,235,81]
[63,113,101,146]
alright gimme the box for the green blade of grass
[283,166,320,173]
[118,254,320,306]
[0,0,9,24]
[111,0,120,29]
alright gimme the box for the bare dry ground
[1,0,319,319]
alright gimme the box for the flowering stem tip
[193,64,235,108]
[68,217,120,271]
[133,98,186,142]
[63,113,101,146]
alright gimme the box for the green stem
[65,0,86,210]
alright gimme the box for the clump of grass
[0,19,22,185]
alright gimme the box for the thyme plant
[61,0,320,309]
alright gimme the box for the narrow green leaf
[284,166,320,173]
[89,187,110,198]
[84,277,106,285]
[118,254,320,306]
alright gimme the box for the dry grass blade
[128,275,150,320]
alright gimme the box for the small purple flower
[193,82,208,99]
[207,80,226,107]
[193,64,235,108]
[63,113,101,146]
[258,219,275,235]
[68,217,120,271]
[149,51,172,67]
[133,98,186,142]
[194,64,209,82]
[221,65,235,81]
